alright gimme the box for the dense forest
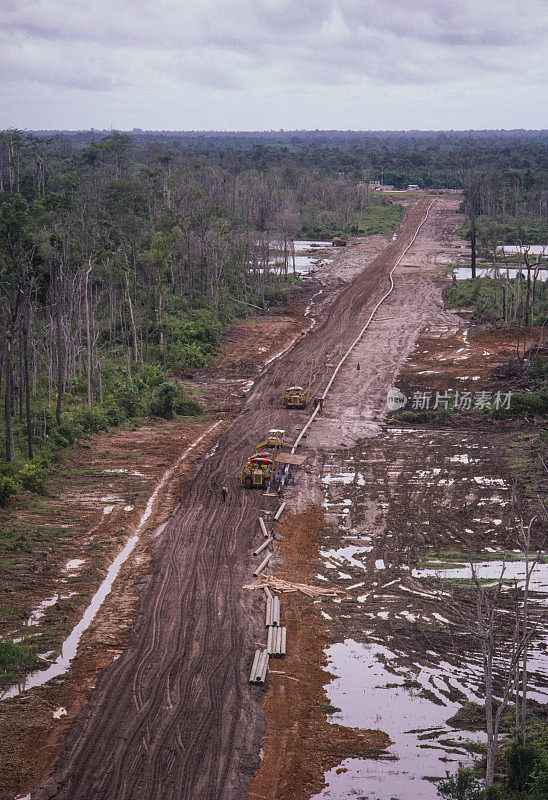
[0,128,546,502]
[30,128,548,190]
[0,128,404,499]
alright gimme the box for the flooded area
[497,245,547,256]
[312,641,484,800]
[308,321,547,799]
[270,240,334,274]
[453,266,548,281]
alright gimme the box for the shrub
[103,404,126,426]
[263,285,289,305]
[149,382,178,419]
[17,463,47,493]
[114,385,143,416]
[0,475,18,506]
[0,640,35,670]
[437,765,484,800]
[506,736,541,790]
[490,387,548,419]
[175,394,203,417]
[168,341,210,369]
[149,383,203,418]
[526,755,548,798]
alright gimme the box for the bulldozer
[282,361,315,409]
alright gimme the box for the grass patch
[301,199,404,239]
[319,700,341,715]
[0,640,39,688]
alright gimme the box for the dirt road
[33,198,444,800]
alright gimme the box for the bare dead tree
[84,259,93,409]
[437,552,544,790]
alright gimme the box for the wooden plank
[275,453,308,466]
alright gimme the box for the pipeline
[249,648,269,684]
[265,594,280,627]
[267,626,287,657]
[254,537,273,556]
[291,200,436,454]
[253,551,272,577]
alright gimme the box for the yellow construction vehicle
[242,430,287,489]
[241,452,273,488]
[254,429,286,452]
[282,361,315,409]
[282,386,305,409]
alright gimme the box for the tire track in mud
[32,199,435,800]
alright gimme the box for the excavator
[282,361,315,409]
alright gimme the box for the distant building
[368,180,395,191]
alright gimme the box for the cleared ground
[30,199,439,800]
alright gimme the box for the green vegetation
[490,387,548,420]
[0,366,203,505]
[446,277,547,328]
[301,198,404,239]
[461,218,548,248]
[439,706,548,800]
[32,128,548,189]
[0,639,38,688]
[1,129,410,504]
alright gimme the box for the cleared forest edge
[24,199,433,800]
[0,300,316,800]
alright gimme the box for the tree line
[0,129,401,486]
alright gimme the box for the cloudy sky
[1,0,547,131]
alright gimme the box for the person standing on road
[221,486,228,503]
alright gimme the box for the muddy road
[32,198,446,800]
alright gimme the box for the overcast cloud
[1,0,546,130]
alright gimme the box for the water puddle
[62,559,85,573]
[453,267,548,281]
[0,421,222,702]
[312,639,484,800]
[270,240,333,275]
[26,596,59,627]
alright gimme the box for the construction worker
[221,486,228,503]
